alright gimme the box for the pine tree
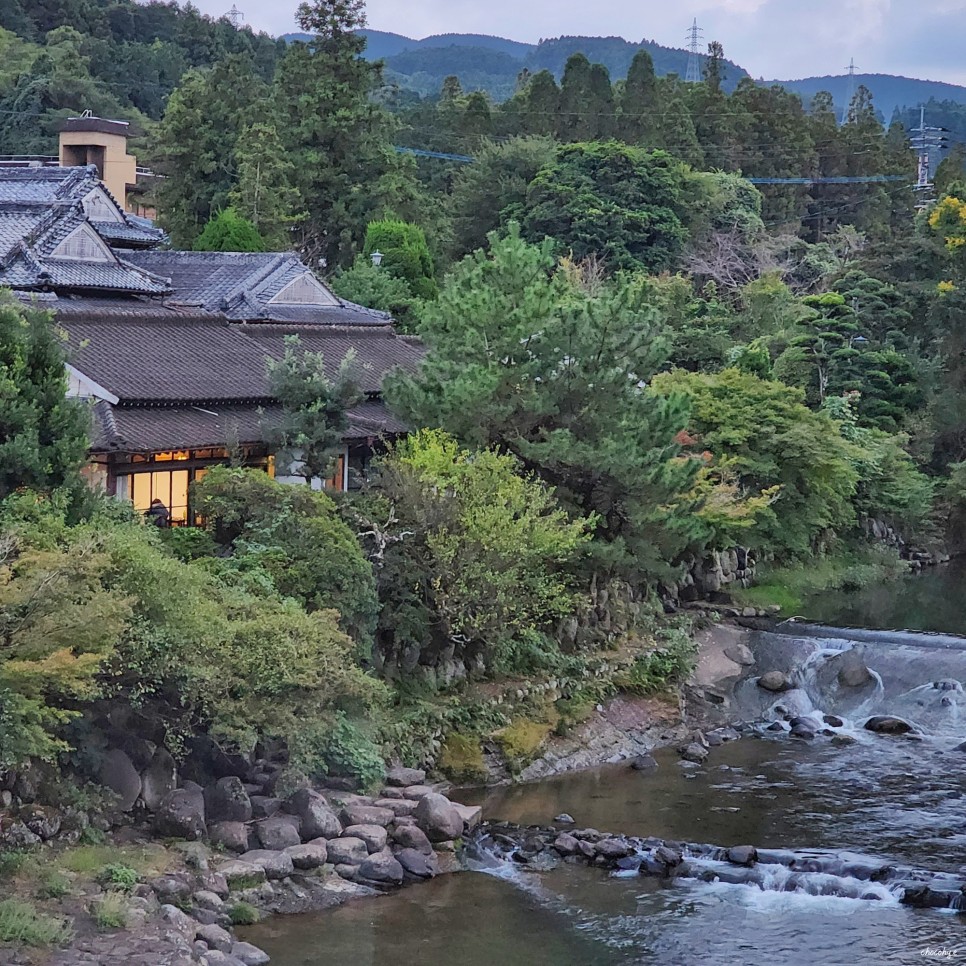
[619,49,659,146]
[228,122,305,250]
[387,226,700,578]
[273,0,419,268]
[152,54,267,248]
[267,336,362,484]
[0,295,88,499]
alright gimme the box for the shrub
[0,899,72,946]
[289,713,385,790]
[615,631,697,696]
[227,901,259,926]
[438,733,488,784]
[193,467,378,643]
[95,864,139,891]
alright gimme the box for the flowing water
[245,567,966,966]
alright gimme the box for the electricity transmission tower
[685,19,704,84]
[225,4,244,28]
[911,106,948,209]
[841,58,858,124]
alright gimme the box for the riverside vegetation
[4,0,966,958]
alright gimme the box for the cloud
[181,0,966,86]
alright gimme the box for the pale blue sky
[187,0,966,85]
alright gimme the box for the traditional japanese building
[0,127,420,524]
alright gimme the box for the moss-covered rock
[438,734,488,784]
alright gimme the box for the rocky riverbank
[0,768,480,966]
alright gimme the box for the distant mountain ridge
[768,73,966,122]
[282,29,748,99]
[281,28,966,119]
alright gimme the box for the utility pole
[685,18,704,84]
[841,58,857,124]
[225,4,244,28]
[910,105,948,209]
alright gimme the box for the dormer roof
[120,250,390,325]
[0,165,169,295]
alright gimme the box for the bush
[95,864,139,891]
[614,630,697,695]
[0,899,72,946]
[193,467,378,643]
[227,901,259,926]
[289,713,385,790]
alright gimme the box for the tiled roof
[240,324,425,395]
[122,250,389,325]
[0,165,168,294]
[61,314,423,404]
[90,399,407,453]
[62,316,275,403]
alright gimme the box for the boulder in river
[837,653,873,689]
[285,788,341,840]
[414,793,464,842]
[679,742,709,764]
[864,715,915,735]
[205,776,252,824]
[727,845,758,866]
[758,671,791,693]
[630,754,658,771]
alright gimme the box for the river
[244,565,966,966]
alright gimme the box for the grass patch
[731,546,907,615]
[438,733,488,784]
[35,871,71,900]
[0,851,29,878]
[60,844,169,879]
[613,629,697,696]
[227,901,259,926]
[91,891,128,931]
[553,693,597,736]
[0,899,72,947]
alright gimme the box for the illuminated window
[126,469,190,525]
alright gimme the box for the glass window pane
[131,473,150,512]
[170,470,189,524]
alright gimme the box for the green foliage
[613,630,697,695]
[227,902,260,926]
[349,429,590,675]
[288,712,385,789]
[266,336,362,486]
[34,871,70,900]
[193,208,266,253]
[228,122,305,249]
[0,899,71,947]
[193,466,378,642]
[91,891,128,931]
[494,717,554,773]
[389,226,702,579]
[522,141,689,272]
[653,368,860,558]
[363,219,437,299]
[329,258,419,328]
[152,55,269,248]
[95,864,138,891]
[0,294,89,502]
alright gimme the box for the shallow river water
[245,568,966,966]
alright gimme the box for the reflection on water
[245,736,966,966]
[804,560,966,634]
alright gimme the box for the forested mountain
[771,73,966,125]
[0,0,282,153]
[283,29,748,99]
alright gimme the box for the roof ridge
[222,252,290,308]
